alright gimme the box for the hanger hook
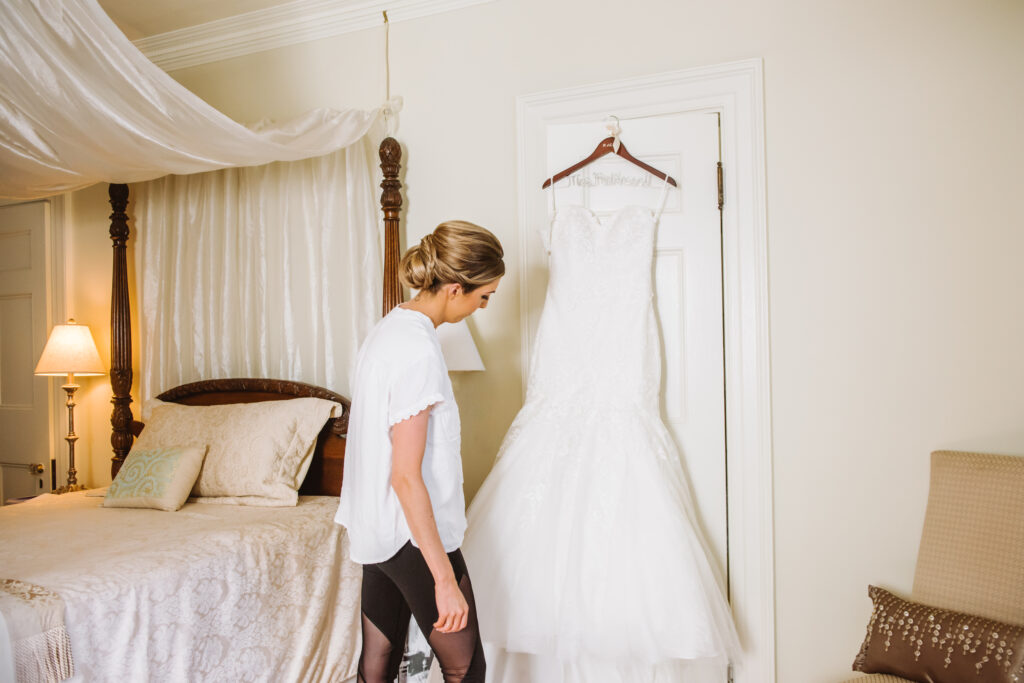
[604,114,622,153]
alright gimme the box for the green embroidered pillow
[103,445,207,511]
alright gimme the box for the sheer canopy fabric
[0,0,384,199]
[134,141,382,402]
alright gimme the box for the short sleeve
[388,355,446,426]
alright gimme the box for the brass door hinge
[717,161,724,211]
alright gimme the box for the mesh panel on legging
[358,562,411,683]
[359,542,485,683]
[357,613,408,683]
[426,571,485,682]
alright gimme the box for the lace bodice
[527,204,662,409]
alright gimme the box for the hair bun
[398,220,505,295]
[399,239,436,291]
[418,234,437,273]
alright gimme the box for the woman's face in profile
[448,278,501,322]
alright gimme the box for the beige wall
[63,0,1024,680]
[62,184,111,489]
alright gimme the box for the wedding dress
[462,192,741,682]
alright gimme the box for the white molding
[133,0,497,72]
[46,196,68,491]
[515,59,774,682]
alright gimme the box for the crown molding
[133,0,495,72]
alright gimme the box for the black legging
[358,542,485,683]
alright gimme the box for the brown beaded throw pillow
[853,585,1024,683]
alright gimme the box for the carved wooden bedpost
[380,137,403,315]
[109,183,134,478]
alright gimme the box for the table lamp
[34,320,105,493]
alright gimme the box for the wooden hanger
[541,133,678,189]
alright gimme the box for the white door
[0,202,51,502]
[520,63,773,682]
[540,111,729,580]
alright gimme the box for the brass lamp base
[53,483,87,495]
[54,381,85,495]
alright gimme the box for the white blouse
[335,306,466,564]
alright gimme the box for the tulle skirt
[463,400,740,682]
[484,647,729,683]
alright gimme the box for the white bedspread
[0,492,361,682]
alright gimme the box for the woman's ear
[445,283,463,300]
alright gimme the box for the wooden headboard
[108,137,405,496]
[151,378,349,497]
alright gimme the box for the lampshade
[34,320,105,376]
[436,320,485,372]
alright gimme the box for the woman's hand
[433,575,469,633]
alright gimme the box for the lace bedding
[0,578,73,683]
[0,491,361,682]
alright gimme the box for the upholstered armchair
[843,450,1024,683]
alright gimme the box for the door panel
[0,202,50,502]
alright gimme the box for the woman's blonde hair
[399,221,505,294]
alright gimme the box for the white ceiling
[97,0,297,40]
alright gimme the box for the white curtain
[134,139,382,402]
[0,0,386,199]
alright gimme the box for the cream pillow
[103,445,207,511]
[131,397,341,506]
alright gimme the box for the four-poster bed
[0,137,407,682]
[1,2,412,677]
[108,136,404,491]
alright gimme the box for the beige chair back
[911,450,1024,624]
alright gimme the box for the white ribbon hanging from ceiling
[0,0,390,199]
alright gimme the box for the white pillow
[132,397,341,506]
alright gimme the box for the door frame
[515,59,774,682]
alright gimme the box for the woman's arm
[390,406,469,634]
